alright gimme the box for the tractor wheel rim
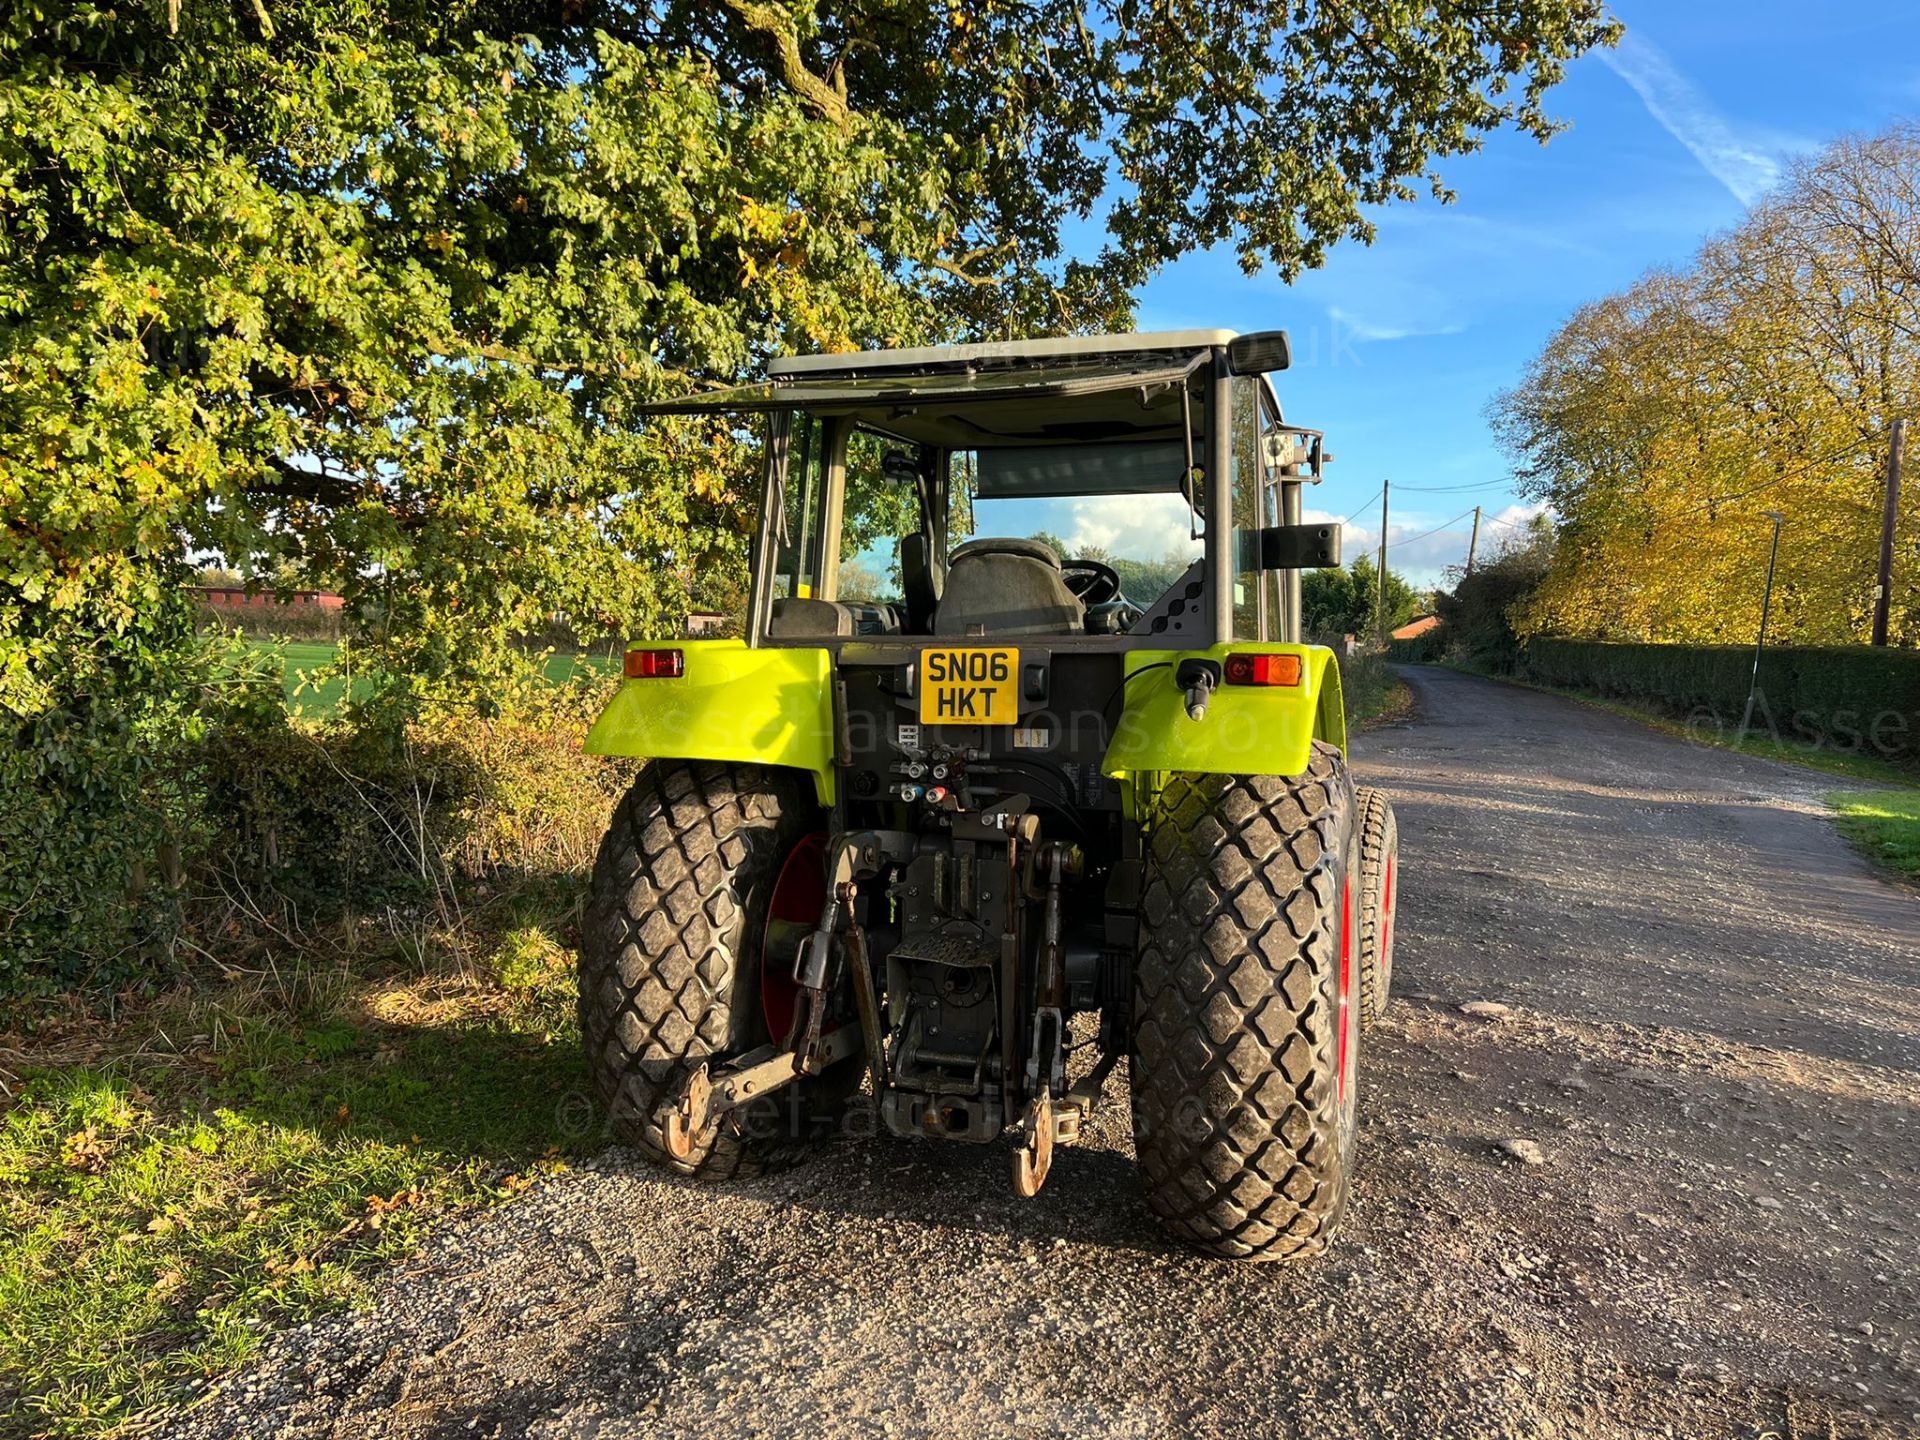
[762,832,828,1043]
[1382,850,1396,972]
[1337,873,1355,1103]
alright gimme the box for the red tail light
[624,648,685,679]
[1223,652,1302,687]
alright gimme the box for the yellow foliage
[1495,126,1920,646]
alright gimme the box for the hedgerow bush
[1386,630,1446,662]
[1521,639,1920,761]
[0,591,223,993]
[192,682,634,929]
[1434,518,1556,671]
[195,602,344,643]
[1,644,633,999]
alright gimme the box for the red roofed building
[195,586,344,612]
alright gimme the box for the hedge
[1519,639,1920,762]
[1386,631,1447,663]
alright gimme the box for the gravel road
[157,665,1920,1440]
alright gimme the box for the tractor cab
[644,328,1336,650]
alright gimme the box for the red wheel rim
[1381,851,1396,967]
[761,832,828,1042]
[1337,873,1355,1102]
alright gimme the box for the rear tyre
[1355,787,1400,1028]
[1130,744,1362,1260]
[579,760,848,1179]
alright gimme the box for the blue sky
[1125,0,1919,585]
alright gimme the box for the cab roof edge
[767,329,1241,378]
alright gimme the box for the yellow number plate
[919,647,1019,726]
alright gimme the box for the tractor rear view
[577,329,1400,1260]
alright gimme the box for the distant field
[254,641,619,716]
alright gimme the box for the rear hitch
[671,827,919,1161]
[1011,1093,1055,1198]
[661,1027,863,1161]
[1023,840,1080,1099]
[786,876,851,1067]
[1010,840,1080,1198]
[785,830,913,1077]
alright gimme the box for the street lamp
[1739,510,1787,738]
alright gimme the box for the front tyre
[1355,786,1400,1028]
[1130,744,1362,1260]
[579,760,845,1179]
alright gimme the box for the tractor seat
[898,531,942,633]
[933,538,1084,637]
[768,596,854,637]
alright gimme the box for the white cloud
[1305,499,1554,586]
[1475,501,1555,557]
[1061,494,1203,563]
[1600,34,1789,207]
[1487,500,1552,531]
[1038,494,1552,588]
[1326,306,1467,345]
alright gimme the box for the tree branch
[924,256,1008,287]
[721,0,850,129]
[924,240,1016,287]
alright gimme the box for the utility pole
[1376,478,1390,637]
[1872,417,1905,646]
[1740,510,1787,738]
[1465,505,1483,576]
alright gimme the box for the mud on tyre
[1130,743,1362,1260]
[579,760,851,1178]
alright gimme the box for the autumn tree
[1492,123,1920,647]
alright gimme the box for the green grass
[0,915,595,1436]
[255,641,619,717]
[1342,651,1414,731]
[1828,790,1920,881]
[274,640,359,715]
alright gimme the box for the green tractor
[578,329,1400,1261]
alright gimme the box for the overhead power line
[1391,506,1481,548]
[1342,486,1384,524]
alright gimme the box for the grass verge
[0,897,600,1437]
[1827,791,1920,882]
[1344,652,1414,732]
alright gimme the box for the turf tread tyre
[1130,744,1360,1260]
[579,760,833,1179]
[1354,786,1399,1028]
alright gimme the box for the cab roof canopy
[765,328,1239,378]
[635,329,1284,448]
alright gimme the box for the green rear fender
[1101,644,1346,800]
[584,641,838,804]
[585,640,1346,812]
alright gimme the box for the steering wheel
[1059,558,1121,607]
